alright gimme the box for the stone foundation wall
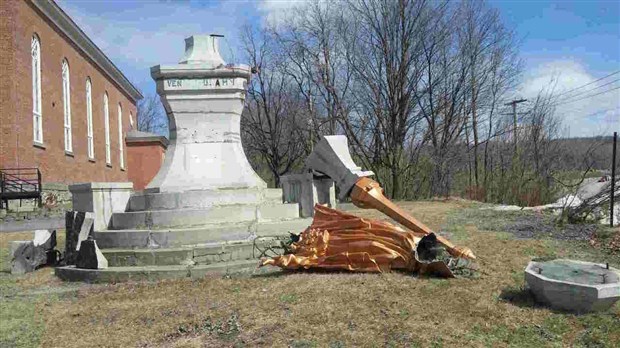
[0,182,72,221]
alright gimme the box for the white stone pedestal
[56,35,309,282]
[73,35,303,245]
[148,34,265,192]
[69,182,133,230]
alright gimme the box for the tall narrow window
[117,103,124,169]
[32,35,43,143]
[86,78,94,159]
[104,92,111,165]
[62,59,72,152]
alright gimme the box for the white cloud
[257,0,312,28]
[519,60,620,137]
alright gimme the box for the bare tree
[338,0,435,199]
[240,26,307,188]
[274,1,355,147]
[238,0,594,207]
[136,93,168,136]
[454,0,522,198]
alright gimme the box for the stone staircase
[55,238,299,283]
[55,188,312,282]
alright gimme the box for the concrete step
[54,259,278,283]
[95,218,313,248]
[257,202,299,220]
[111,203,300,230]
[101,237,289,267]
[264,188,283,202]
[128,188,284,212]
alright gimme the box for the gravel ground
[447,206,600,242]
[505,215,598,241]
[0,217,64,233]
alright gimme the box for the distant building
[0,0,142,185]
[126,130,168,191]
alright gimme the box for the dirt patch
[505,215,598,241]
[450,207,601,242]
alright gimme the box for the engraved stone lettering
[166,79,182,87]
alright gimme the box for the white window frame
[104,92,111,165]
[86,78,94,159]
[62,59,72,152]
[117,103,125,169]
[32,35,43,144]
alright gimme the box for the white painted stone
[179,34,225,66]
[33,229,54,248]
[305,135,374,199]
[148,34,265,192]
[69,182,133,231]
[76,215,94,251]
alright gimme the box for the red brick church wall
[0,0,137,184]
[126,137,167,191]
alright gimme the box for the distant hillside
[553,136,616,171]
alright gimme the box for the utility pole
[611,131,617,227]
[504,99,527,150]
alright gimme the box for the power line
[553,78,620,104]
[579,106,620,120]
[551,86,620,108]
[552,70,620,100]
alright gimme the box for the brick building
[0,0,142,186]
[126,130,168,191]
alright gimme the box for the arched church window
[104,92,111,165]
[86,78,94,158]
[62,59,72,152]
[32,35,43,144]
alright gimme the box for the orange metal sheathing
[260,205,455,277]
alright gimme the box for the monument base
[55,34,311,283]
[54,227,310,283]
[59,183,310,283]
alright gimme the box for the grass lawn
[1,200,619,347]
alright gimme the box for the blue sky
[495,0,619,73]
[58,0,619,137]
[490,0,620,136]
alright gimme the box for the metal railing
[0,167,42,209]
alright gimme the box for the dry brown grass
[4,201,619,347]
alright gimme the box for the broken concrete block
[64,211,78,265]
[76,216,94,251]
[304,135,374,200]
[33,229,57,250]
[10,241,34,274]
[10,241,46,274]
[65,211,92,265]
[76,239,108,269]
